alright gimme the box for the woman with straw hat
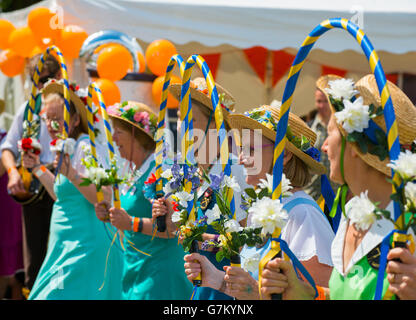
[183,103,335,299]
[94,101,193,299]
[152,77,250,300]
[260,74,416,300]
[22,80,124,300]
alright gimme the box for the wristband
[34,165,47,178]
[7,166,17,175]
[138,217,143,233]
[132,217,139,232]
[315,285,326,300]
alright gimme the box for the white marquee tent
[1,0,416,129]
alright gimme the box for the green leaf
[244,188,257,199]
[257,188,269,200]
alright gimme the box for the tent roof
[26,0,416,54]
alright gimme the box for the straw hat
[321,74,416,176]
[42,81,89,134]
[169,77,236,125]
[0,99,4,115]
[107,101,157,147]
[228,105,327,175]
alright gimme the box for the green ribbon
[330,136,349,219]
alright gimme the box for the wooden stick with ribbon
[29,46,70,138]
[258,18,401,300]
[178,55,237,291]
[180,54,236,222]
[154,54,186,232]
[89,83,121,209]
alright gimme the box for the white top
[197,156,251,223]
[281,191,335,266]
[245,191,335,267]
[331,201,416,276]
[0,101,54,164]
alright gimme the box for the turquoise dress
[29,136,124,300]
[120,156,192,300]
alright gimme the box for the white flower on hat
[346,190,377,231]
[325,78,359,101]
[248,197,288,236]
[241,251,261,274]
[224,219,243,233]
[205,204,221,224]
[387,150,416,180]
[334,96,370,134]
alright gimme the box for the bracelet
[34,165,47,178]
[138,217,143,233]
[315,285,326,300]
[7,166,17,175]
[132,217,140,232]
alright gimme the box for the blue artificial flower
[305,147,321,162]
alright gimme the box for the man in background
[1,54,61,297]
[304,75,340,201]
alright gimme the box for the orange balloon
[152,75,181,109]
[55,25,88,59]
[92,78,121,107]
[97,44,133,81]
[145,39,177,76]
[8,27,37,58]
[0,50,25,77]
[28,7,60,41]
[0,19,15,50]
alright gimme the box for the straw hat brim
[42,82,89,134]
[169,82,234,126]
[0,99,4,115]
[107,101,157,145]
[322,74,416,177]
[228,113,327,175]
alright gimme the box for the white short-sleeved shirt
[243,190,335,274]
[280,191,335,266]
[0,101,54,164]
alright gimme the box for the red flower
[50,139,57,146]
[21,138,33,151]
[172,201,180,212]
[34,149,41,155]
[144,173,157,185]
[93,114,99,123]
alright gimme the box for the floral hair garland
[326,78,416,161]
[244,106,321,162]
[190,80,235,112]
[107,101,157,138]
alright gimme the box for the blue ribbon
[271,236,318,298]
[320,174,342,233]
[374,229,408,300]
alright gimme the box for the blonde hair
[268,152,312,188]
